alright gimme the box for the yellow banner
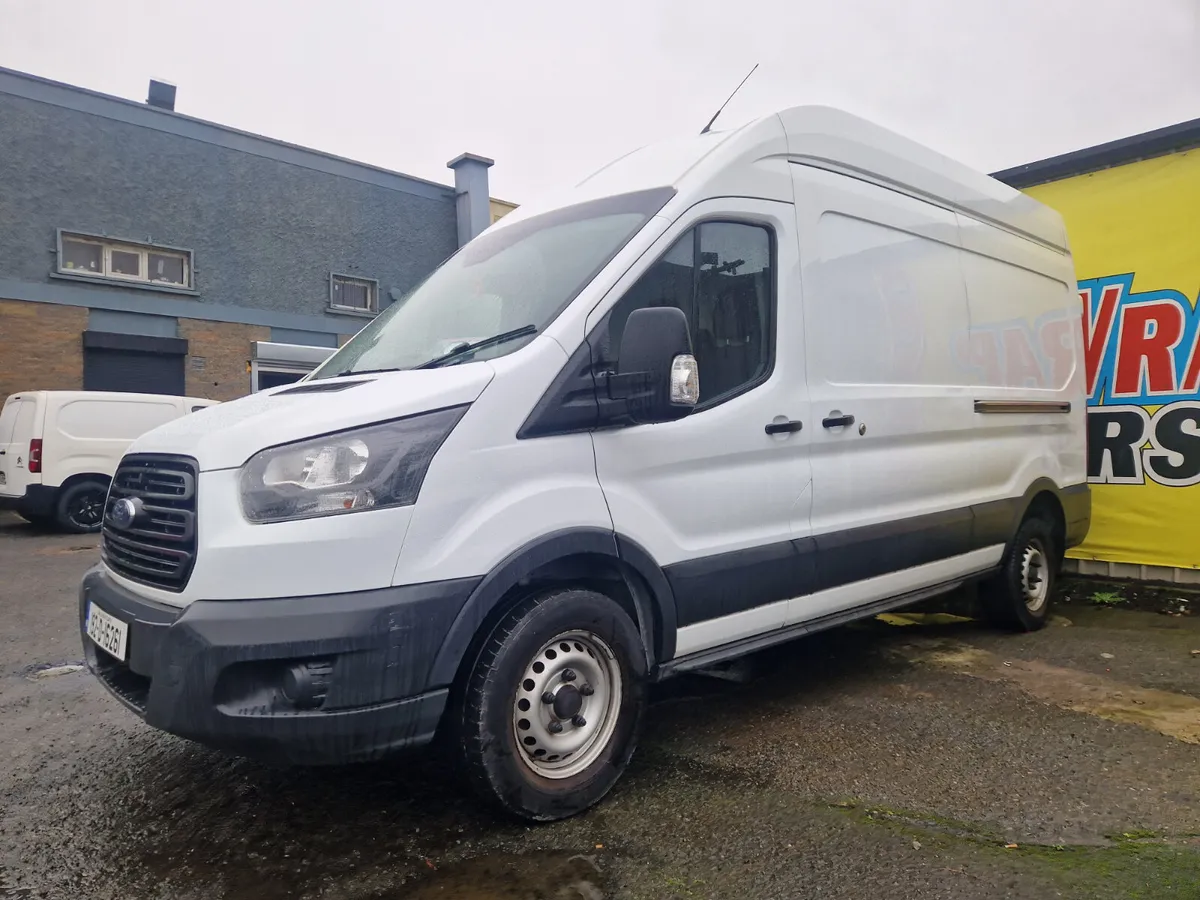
[1025,152,1200,570]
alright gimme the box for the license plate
[86,602,129,662]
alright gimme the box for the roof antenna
[700,63,759,135]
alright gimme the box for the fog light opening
[281,659,334,710]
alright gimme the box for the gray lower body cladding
[79,567,479,764]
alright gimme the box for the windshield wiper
[333,367,403,378]
[414,324,538,370]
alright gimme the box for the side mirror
[615,306,699,424]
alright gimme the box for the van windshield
[311,187,675,379]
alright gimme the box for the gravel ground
[1,510,1198,899]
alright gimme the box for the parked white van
[0,391,217,532]
[79,107,1090,821]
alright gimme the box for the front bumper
[79,566,479,764]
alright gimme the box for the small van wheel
[56,480,108,534]
[981,514,1059,632]
[456,588,646,822]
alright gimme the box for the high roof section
[991,117,1200,190]
[504,106,1066,252]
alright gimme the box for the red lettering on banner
[1182,331,1200,393]
[1081,284,1122,397]
[956,331,1002,384]
[1039,317,1074,388]
[1114,301,1185,396]
[1002,327,1044,387]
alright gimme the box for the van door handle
[822,413,855,429]
[764,420,803,435]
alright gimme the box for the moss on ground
[832,801,1200,899]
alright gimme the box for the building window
[58,232,193,289]
[329,274,378,314]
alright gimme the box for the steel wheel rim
[1021,539,1049,612]
[512,630,623,779]
[72,492,105,528]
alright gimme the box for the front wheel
[456,588,647,822]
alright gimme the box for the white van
[79,107,1090,821]
[0,391,217,533]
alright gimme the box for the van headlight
[239,406,467,523]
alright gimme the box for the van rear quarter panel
[956,213,1087,503]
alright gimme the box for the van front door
[588,199,813,659]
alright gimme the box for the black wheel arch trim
[981,478,1091,556]
[426,527,677,688]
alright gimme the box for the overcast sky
[2,0,1198,206]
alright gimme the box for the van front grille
[102,454,199,592]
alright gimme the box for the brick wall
[0,298,87,406]
[178,318,269,401]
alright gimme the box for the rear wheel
[55,480,108,534]
[456,588,647,822]
[981,513,1059,632]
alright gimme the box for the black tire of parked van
[455,588,647,822]
[55,480,109,534]
[980,513,1059,632]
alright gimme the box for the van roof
[508,106,1068,253]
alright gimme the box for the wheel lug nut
[561,668,577,682]
[572,715,587,728]
[541,691,555,704]
[548,721,564,735]
[580,683,594,696]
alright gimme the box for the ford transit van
[0,391,217,533]
[79,107,1090,821]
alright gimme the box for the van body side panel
[788,164,992,623]
[43,395,185,488]
[955,211,1088,517]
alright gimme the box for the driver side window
[601,221,775,406]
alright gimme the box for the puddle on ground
[20,660,85,679]
[34,543,99,556]
[902,641,1200,744]
[390,851,606,900]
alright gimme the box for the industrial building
[0,67,515,404]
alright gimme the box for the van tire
[980,514,1059,632]
[55,480,108,534]
[456,588,647,822]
